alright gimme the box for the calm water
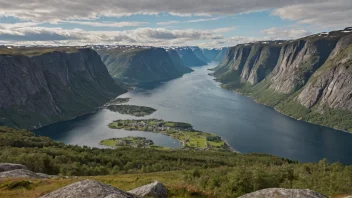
[35,63,352,164]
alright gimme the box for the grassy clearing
[108,119,230,151]
[0,171,207,198]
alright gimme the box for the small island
[105,98,130,106]
[108,119,231,152]
[107,105,156,117]
[100,136,164,149]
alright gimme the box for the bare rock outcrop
[297,34,352,111]
[238,188,326,198]
[0,169,46,178]
[39,180,136,198]
[0,163,29,172]
[128,181,168,198]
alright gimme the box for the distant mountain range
[213,27,352,132]
[94,45,226,84]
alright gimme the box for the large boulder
[0,163,28,172]
[128,181,168,198]
[0,169,45,178]
[238,188,326,198]
[39,180,136,198]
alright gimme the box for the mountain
[166,49,194,73]
[96,46,192,84]
[201,48,221,62]
[191,47,210,63]
[174,47,207,67]
[213,28,352,132]
[0,47,125,129]
[214,47,228,62]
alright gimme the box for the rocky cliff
[0,47,125,129]
[214,28,352,132]
[97,46,192,84]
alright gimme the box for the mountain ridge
[213,28,352,132]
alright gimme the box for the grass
[99,139,116,147]
[108,119,231,151]
[0,171,207,198]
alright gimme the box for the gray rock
[39,179,136,198]
[0,163,29,172]
[238,188,326,198]
[0,169,45,178]
[128,181,168,198]
[297,34,352,112]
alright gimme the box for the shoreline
[217,80,351,134]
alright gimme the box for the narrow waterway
[35,63,352,164]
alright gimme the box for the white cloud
[157,21,180,26]
[0,24,234,46]
[0,0,344,28]
[272,0,352,28]
[261,28,311,39]
[157,17,222,26]
[186,17,222,23]
[62,21,148,28]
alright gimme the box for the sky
[0,0,351,48]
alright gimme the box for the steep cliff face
[296,34,352,112]
[175,47,207,67]
[214,28,352,132]
[268,38,338,94]
[0,48,125,129]
[98,46,191,84]
[247,45,281,84]
[240,45,264,82]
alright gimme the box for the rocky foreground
[2,163,351,198]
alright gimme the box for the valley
[1,2,352,198]
[34,64,352,164]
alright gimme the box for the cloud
[157,21,180,26]
[0,24,233,46]
[0,0,342,27]
[261,28,312,39]
[186,17,222,23]
[62,21,148,28]
[272,0,352,28]
[157,17,222,26]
